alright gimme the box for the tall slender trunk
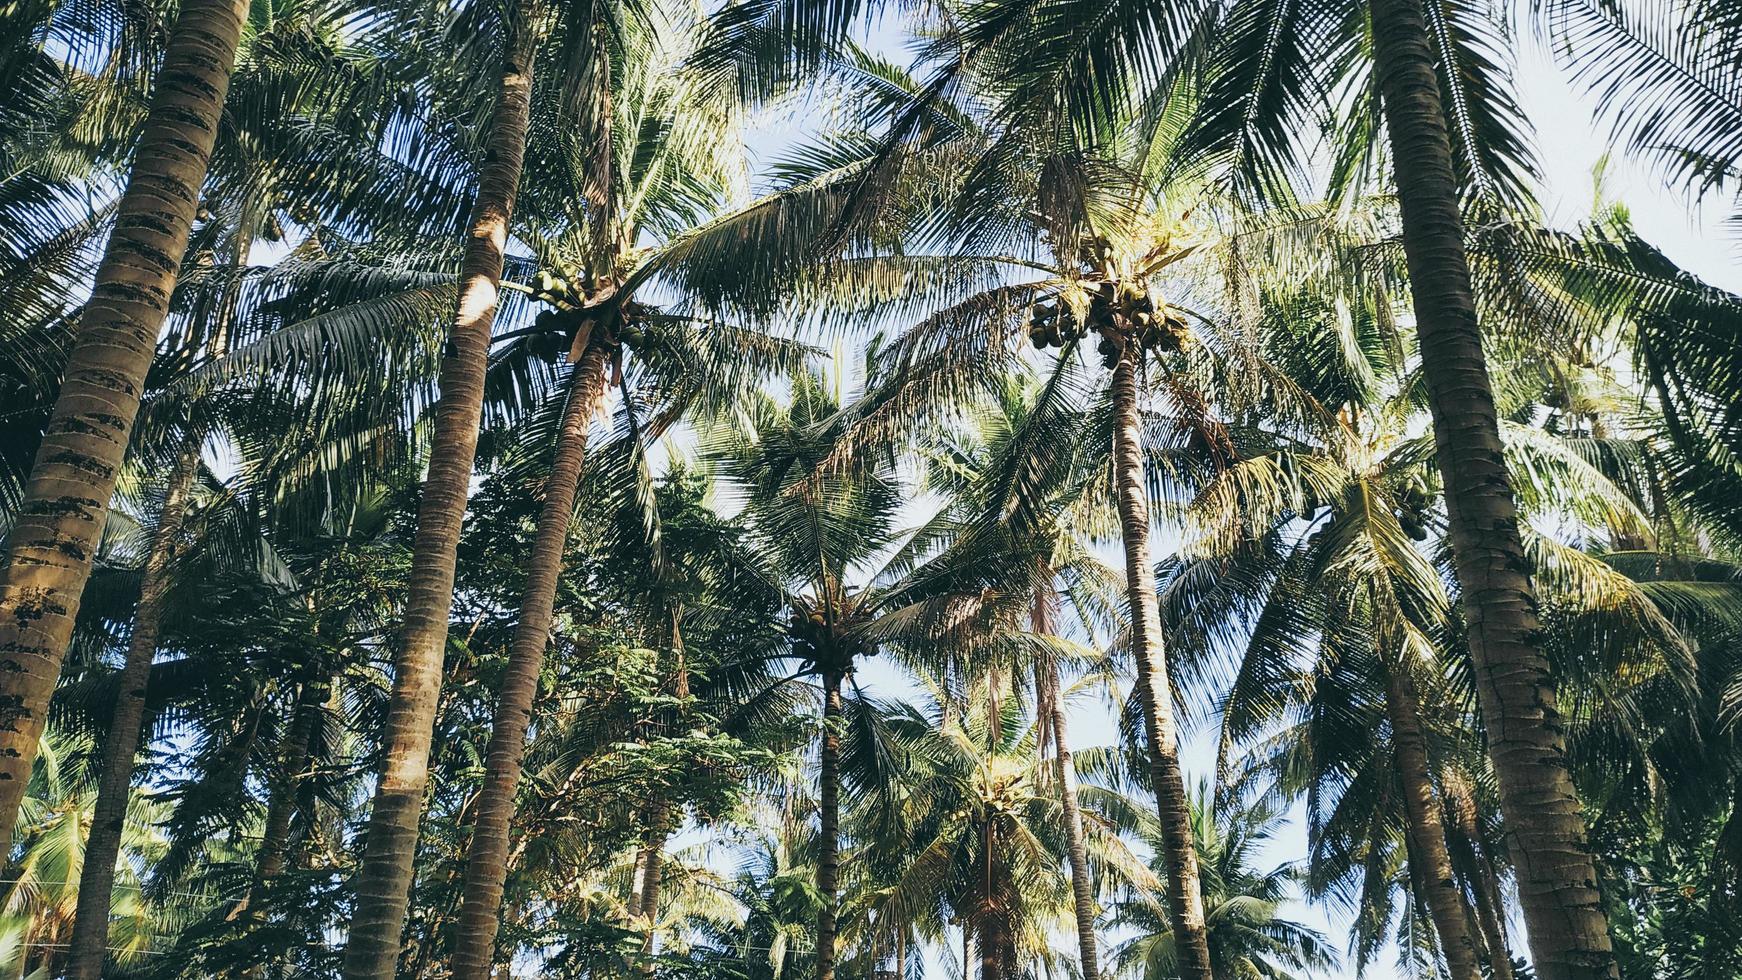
[342,11,541,978]
[816,667,843,980]
[1367,0,1616,974]
[1384,667,1482,980]
[627,844,652,913]
[0,0,247,845]
[1445,771,1517,980]
[449,347,609,980]
[975,822,1008,980]
[67,229,248,980]
[1108,344,1214,980]
[1035,611,1098,979]
[636,806,672,974]
[255,668,331,891]
[1472,865,1518,980]
[62,446,200,980]
[232,669,329,980]
[978,916,1001,980]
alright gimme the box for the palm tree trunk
[636,806,672,974]
[1384,667,1482,980]
[816,667,843,980]
[1037,644,1099,979]
[62,445,200,980]
[1366,0,1617,974]
[1444,771,1517,980]
[231,669,329,980]
[978,917,1001,980]
[449,346,609,980]
[254,668,331,894]
[341,11,542,978]
[1108,344,1214,980]
[0,0,247,846]
[67,226,250,980]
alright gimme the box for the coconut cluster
[1027,280,1190,367]
[1396,476,1431,541]
[527,268,651,359]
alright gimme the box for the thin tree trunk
[341,10,542,978]
[67,227,250,979]
[1035,610,1098,979]
[1472,866,1518,980]
[1445,771,1517,980]
[62,445,200,980]
[1384,667,1482,980]
[978,821,998,980]
[636,806,672,974]
[449,347,609,980]
[627,844,652,913]
[816,667,843,980]
[978,916,1001,980]
[254,669,330,897]
[1367,0,1617,974]
[0,0,247,846]
[231,669,329,980]
[1108,344,1214,980]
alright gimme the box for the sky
[716,10,1738,979]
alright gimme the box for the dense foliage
[3,0,1742,977]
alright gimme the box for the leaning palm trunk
[342,11,542,977]
[1035,606,1098,979]
[67,232,249,979]
[816,667,844,980]
[0,0,248,845]
[1108,344,1215,980]
[449,345,609,980]
[62,445,200,980]
[1366,0,1617,973]
[1384,666,1482,980]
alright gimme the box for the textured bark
[1036,632,1098,979]
[627,844,652,914]
[0,0,247,845]
[1108,346,1214,980]
[341,14,541,977]
[636,807,672,974]
[816,668,843,980]
[1385,668,1482,980]
[1367,0,1617,973]
[62,446,199,980]
[449,347,609,980]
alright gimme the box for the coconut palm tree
[707,363,1063,980]
[1177,0,1615,966]
[1166,229,1703,976]
[0,0,251,847]
[338,0,546,961]
[1109,778,1337,980]
[901,368,1129,979]
[853,677,1156,980]
[826,0,1615,967]
[61,6,440,962]
[444,0,798,968]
